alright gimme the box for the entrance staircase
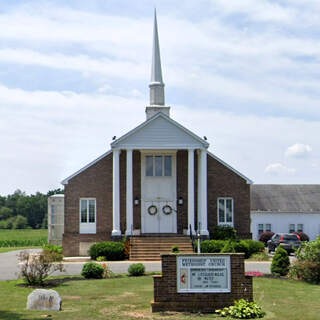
[129,236,194,261]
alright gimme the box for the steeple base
[145,106,170,119]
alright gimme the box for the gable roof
[251,184,320,212]
[111,112,209,149]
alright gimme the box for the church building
[61,12,252,257]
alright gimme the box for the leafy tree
[12,215,28,229]
[0,207,13,220]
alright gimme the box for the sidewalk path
[0,249,278,280]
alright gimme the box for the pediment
[111,112,209,149]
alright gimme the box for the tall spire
[149,9,165,106]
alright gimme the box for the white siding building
[251,185,320,240]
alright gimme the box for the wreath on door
[162,205,173,215]
[148,205,158,215]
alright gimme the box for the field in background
[0,229,47,247]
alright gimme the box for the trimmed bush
[42,244,63,261]
[128,263,145,276]
[221,240,235,253]
[294,232,309,242]
[211,225,237,240]
[201,240,226,253]
[243,240,265,258]
[233,241,250,259]
[89,241,126,261]
[81,262,104,279]
[271,246,290,276]
[259,231,275,246]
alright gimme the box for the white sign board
[177,255,231,293]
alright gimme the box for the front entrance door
[141,152,177,233]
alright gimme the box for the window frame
[289,224,295,233]
[145,155,172,177]
[258,223,272,235]
[217,197,234,227]
[79,198,97,234]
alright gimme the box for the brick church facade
[61,12,252,257]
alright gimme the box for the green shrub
[171,245,180,253]
[211,225,237,240]
[216,299,265,318]
[96,256,107,262]
[233,241,250,259]
[289,236,320,283]
[128,263,145,276]
[242,240,265,258]
[271,246,290,276]
[201,240,226,253]
[89,242,126,261]
[221,240,235,253]
[43,244,62,254]
[81,262,104,279]
[42,244,63,261]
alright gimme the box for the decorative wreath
[148,205,158,215]
[162,205,173,215]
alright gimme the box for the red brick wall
[63,152,113,256]
[207,154,251,239]
[152,253,253,313]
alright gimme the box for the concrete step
[129,236,194,260]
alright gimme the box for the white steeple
[146,9,170,119]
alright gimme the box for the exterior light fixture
[178,196,183,205]
[134,197,139,206]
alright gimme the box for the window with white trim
[145,155,172,177]
[289,224,295,233]
[217,198,233,226]
[289,223,303,233]
[258,223,272,235]
[80,198,96,234]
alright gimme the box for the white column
[125,149,133,235]
[112,149,121,236]
[188,148,195,235]
[198,148,209,236]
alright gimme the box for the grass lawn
[0,229,47,247]
[0,246,42,253]
[0,276,319,320]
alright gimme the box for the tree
[0,207,13,220]
[12,215,28,229]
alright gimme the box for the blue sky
[0,0,319,194]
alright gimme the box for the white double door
[141,152,177,234]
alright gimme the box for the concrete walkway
[0,249,276,281]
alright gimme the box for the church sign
[177,255,231,293]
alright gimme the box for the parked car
[267,233,301,254]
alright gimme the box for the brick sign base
[151,253,253,313]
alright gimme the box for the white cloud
[285,143,312,158]
[265,163,296,175]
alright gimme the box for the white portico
[110,11,209,237]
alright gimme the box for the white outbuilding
[251,185,320,240]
